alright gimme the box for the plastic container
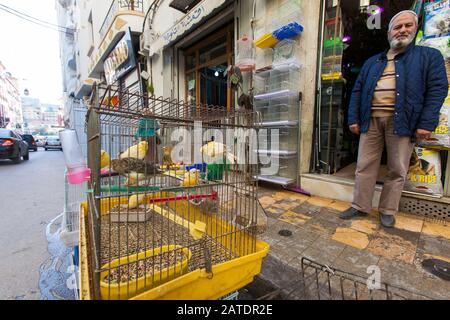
[236,35,256,72]
[323,44,344,57]
[271,1,301,30]
[273,39,299,67]
[273,22,304,40]
[60,130,91,185]
[321,72,342,81]
[257,127,299,152]
[207,163,230,181]
[186,163,208,173]
[100,245,192,300]
[255,32,279,49]
[135,118,160,139]
[254,64,300,97]
[259,154,297,178]
[255,101,300,124]
[79,202,270,300]
[321,62,342,74]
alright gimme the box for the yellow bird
[181,169,200,187]
[125,172,147,186]
[119,141,148,160]
[200,141,236,163]
[127,194,147,210]
[200,141,227,157]
[100,150,110,168]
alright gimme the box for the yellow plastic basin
[100,245,192,300]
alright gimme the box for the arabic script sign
[150,0,226,56]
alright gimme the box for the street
[0,149,65,299]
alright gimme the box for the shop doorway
[184,23,234,110]
[316,0,416,181]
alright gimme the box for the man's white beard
[389,33,415,50]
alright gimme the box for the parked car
[35,137,45,148]
[21,134,38,152]
[45,136,62,151]
[0,129,29,163]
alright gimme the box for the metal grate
[294,258,433,300]
[400,197,450,222]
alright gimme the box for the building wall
[0,61,23,131]
[56,0,78,124]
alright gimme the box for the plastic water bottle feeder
[60,129,91,185]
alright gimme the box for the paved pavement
[255,184,450,300]
[0,148,66,300]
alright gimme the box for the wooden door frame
[184,23,234,110]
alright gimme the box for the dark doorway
[316,0,416,179]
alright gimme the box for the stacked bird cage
[84,84,267,300]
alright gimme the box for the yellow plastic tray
[80,197,270,300]
[100,245,192,300]
[255,32,279,49]
[321,72,342,81]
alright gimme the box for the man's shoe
[380,213,396,228]
[339,207,368,220]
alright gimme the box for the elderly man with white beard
[339,10,448,227]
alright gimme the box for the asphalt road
[0,148,66,300]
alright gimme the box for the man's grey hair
[388,10,418,32]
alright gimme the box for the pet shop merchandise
[419,87,450,149]
[405,147,444,196]
[424,0,450,38]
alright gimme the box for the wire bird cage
[84,84,267,300]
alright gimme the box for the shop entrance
[315,0,415,181]
[183,23,234,110]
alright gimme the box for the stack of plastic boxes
[254,57,301,185]
[252,0,303,186]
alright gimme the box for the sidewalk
[254,185,450,300]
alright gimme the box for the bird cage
[83,84,268,300]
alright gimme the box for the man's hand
[349,124,360,135]
[416,129,432,140]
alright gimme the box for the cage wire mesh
[86,84,262,300]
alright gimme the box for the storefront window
[184,24,234,109]
[200,63,227,106]
[186,54,197,71]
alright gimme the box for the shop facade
[303,0,450,220]
[147,0,320,185]
[145,0,450,219]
